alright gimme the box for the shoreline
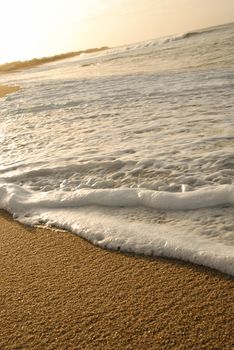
[0,57,233,350]
[0,209,233,349]
[0,47,108,74]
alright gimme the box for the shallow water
[0,23,234,275]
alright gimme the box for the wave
[91,23,233,60]
[161,22,231,44]
[0,182,233,213]
[0,182,233,276]
[159,29,212,45]
[77,30,210,66]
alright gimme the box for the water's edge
[1,208,233,280]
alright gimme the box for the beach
[0,210,233,350]
[0,24,234,349]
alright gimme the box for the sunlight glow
[0,0,96,63]
[0,0,233,64]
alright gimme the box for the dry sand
[0,210,233,350]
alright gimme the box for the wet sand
[0,210,233,350]
[0,85,20,97]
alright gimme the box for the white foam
[0,181,233,275]
[11,206,234,276]
[1,182,233,212]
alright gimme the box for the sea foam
[0,181,233,275]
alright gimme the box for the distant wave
[73,22,234,67]
[163,23,230,43]
[93,29,209,60]
[182,31,201,39]
[160,30,207,45]
[124,23,228,50]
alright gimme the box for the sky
[0,0,234,64]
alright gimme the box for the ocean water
[0,23,234,275]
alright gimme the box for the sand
[0,85,20,97]
[0,210,233,350]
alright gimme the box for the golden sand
[0,85,20,97]
[0,210,233,350]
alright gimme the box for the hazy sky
[0,0,234,63]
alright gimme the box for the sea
[0,22,233,275]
